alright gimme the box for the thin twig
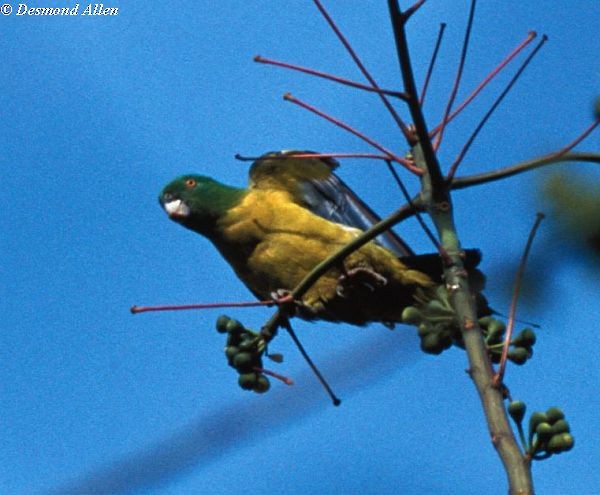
[430,31,537,138]
[446,34,548,181]
[254,55,408,99]
[420,23,446,107]
[281,318,341,406]
[402,0,427,21]
[433,0,477,153]
[312,0,411,140]
[494,213,545,386]
[130,299,275,314]
[235,152,391,162]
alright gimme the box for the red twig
[254,367,294,386]
[433,0,477,153]
[446,34,548,181]
[312,0,411,140]
[283,92,421,174]
[540,116,600,161]
[130,300,275,314]
[494,213,545,386]
[430,31,537,138]
[235,152,392,162]
[254,55,408,99]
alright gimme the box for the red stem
[312,0,411,140]
[254,55,408,100]
[284,92,421,174]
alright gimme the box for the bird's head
[159,175,244,235]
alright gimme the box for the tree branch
[451,152,600,190]
[387,2,534,493]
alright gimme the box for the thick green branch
[388,2,534,494]
[452,151,600,190]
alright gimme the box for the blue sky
[2,2,599,494]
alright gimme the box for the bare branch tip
[283,92,293,101]
[253,54,263,62]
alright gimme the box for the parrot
[158,150,483,326]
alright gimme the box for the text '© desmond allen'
[15,3,119,16]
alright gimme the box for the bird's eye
[185,178,197,188]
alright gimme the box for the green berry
[216,315,231,333]
[478,316,494,328]
[547,433,574,453]
[550,419,570,435]
[508,347,531,365]
[267,353,284,363]
[513,328,536,348]
[238,373,258,390]
[545,407,565,424]
[535,422,553,442]
[254,375,270,393]
[486,319,506,344]
[233,352,255,372]
[508,401,526,424]
[225,318,244,334]
[225,346,239,360]
[402,306,423,325]
[529,412,548,433]
[417,322,431,337]
[420,333,443,354]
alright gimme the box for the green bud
[545,407,565,424]
[486,319,506,344]
[426,299,452,316]
[238,373,258,390]
[547,432,575,453]
[402,306,423,325]
[216,315,231,333]
[508,347,531,365]
[420,333,443,354]
[225,318,244,334]
[267,353,284,363]
[529,412,548,433]
[512,328,536,348]
[478,316,494,328]
[417,322,431,337]
[550,419,570,435]
[536,422,553,443]
[438,330,453,350]
[225,346,239,361]
[233,352,255,371]
[254,375,270,393]
[238,337,256,351]
[508,401,526,424]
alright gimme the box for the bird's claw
[336,267,388,298]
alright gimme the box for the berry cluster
[401,287,536,365]
[216,315,270,394]
[508,402,574,459]
[479,317,536,365]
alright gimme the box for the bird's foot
[270,289,309,317]
[336,267,388,298]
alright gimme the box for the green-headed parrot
[159,151,482,326]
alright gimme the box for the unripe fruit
[238,373,258,390]
[508,401,526,424]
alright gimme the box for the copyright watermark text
[1,3,119,16]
